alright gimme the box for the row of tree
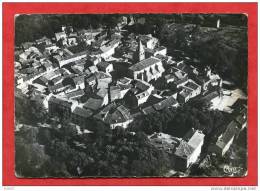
[15,123,171,177]
[128,103,225,138]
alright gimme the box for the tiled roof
[73,75,84,85]
[134,79,150,92]
[44,69,61,80]
[175,140,194,158]
[95,71,112,80]
[83,98,103,111]
[153,96,178,111]
[65,89,85,99]
[110,106,132,124]
[139,34,153,43]
[61,51,88,61]
[49,83,65,92]
[117,77,132,85]
[185,80,200,90]
[94,102,117,121]
[179,87,193,98]
[51,76,63,84]
[72,106,93,118]
[86,75,96,83]
[38,76,48,84]
[116,105,132,120]
[110,85,121,91]
[97,61,111,69]
[142,106,156,115]
[129,57,161,72]
[175,76,189,86]
[118,84,132,90]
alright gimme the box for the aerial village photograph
[14,14,248,178]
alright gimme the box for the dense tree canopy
[15,96,48,124]
[15,14,247,45]
[16,123,171,177]
[129,104,225,138]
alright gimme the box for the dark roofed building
[33,76,49,86]
[117,77,132,85]
[149,133,179,154]
[53,51,88,67]
[109,85,121,102]
[153,96,178,111]
[109,105,133,129]
[94,102,117,121]
[134,79,151,92]
[177,87,193,103]
[49,76,63,86]
[72,75,85,89]
[93,104,133,129]
[49,83,70,94]
[83,97,104,111]
[142,105,156,115]
[65,89,85,100]
[201,91,220,102]
[129,57,161,72]
[185,80,200,90]
[139,34,158,49]
[109,84,132,102]
[97,61,113,74]
[125,79,154,107]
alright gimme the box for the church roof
[129,57,161,72]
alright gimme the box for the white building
[209,120,239,156]
[174,130,205,171]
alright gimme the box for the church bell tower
[134,39,145,62]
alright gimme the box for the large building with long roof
[128,57,165,82]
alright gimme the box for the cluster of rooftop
[15,17,247,173]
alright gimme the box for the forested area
[15,95,227,177]
[15,14,247,45]
[16,119,171,177]
[129,103,226,137]
[15,96,171,177]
